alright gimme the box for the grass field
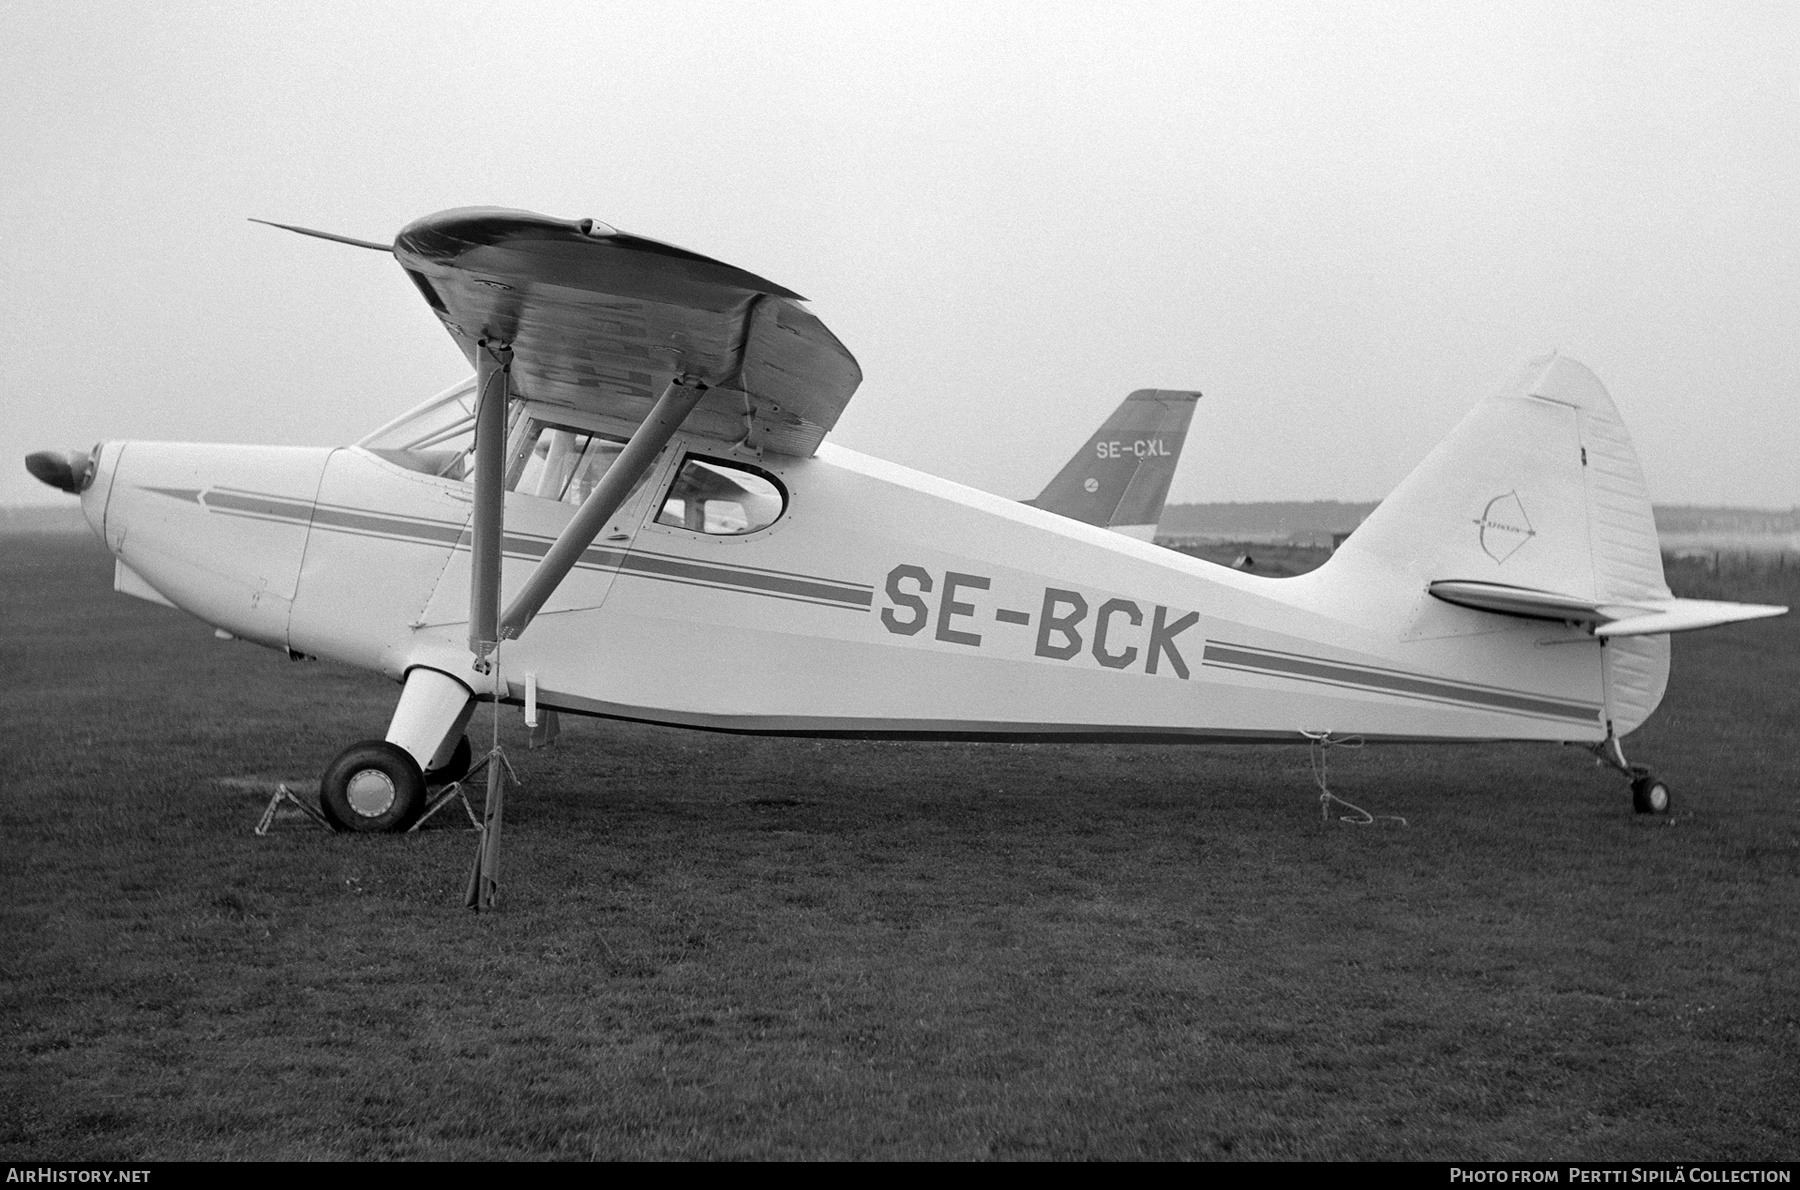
[3,533,1797,1160]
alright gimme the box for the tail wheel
[1630,771,1672,816]
[425,734,474,787]
[320,740,426,833]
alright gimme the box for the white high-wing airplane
[25,209,1787,881]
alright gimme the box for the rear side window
[511,424,627,505]
[655,456,786,535]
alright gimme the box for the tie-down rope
[1301,731,1407,827]
[465,642,521,911]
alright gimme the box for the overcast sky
[3,1,1796,509]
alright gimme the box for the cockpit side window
[363,392,780,531]
[357,386,635,505]
[654,456,787,535]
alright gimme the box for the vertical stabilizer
[1322,356,1671,733]
[1028,389,1200,537]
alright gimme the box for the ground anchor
[254,783,339,834]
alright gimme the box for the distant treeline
[0,505,88,533]
[1159,501,1376,539]
[1651,506,1800,534]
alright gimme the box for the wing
[392,208,861,457]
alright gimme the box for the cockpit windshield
[356,378,478,479]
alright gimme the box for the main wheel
[425,734,473,787]
[1630,771,1672,815]
[320,740,426,833]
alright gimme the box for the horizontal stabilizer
[1594,598,1790,637]
[1428,579,1787,637]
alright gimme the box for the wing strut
[465,340,515,912]
[497,376,710,641]
[461,358,706,912]
[468,341,512,665]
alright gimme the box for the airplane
[24,207,1787,911]
[1025,389,1200,540]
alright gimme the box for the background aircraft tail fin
[1322,355,1677,733]
[1028,389,1200,539]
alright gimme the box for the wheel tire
[1631,772,1672,815]
[320,740,426,833]
[424,734,473,787]
[316,789,346,830]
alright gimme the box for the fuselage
[84,428,1620,746]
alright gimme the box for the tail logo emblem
[1475,491,1536,563]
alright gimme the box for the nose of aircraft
[25,447,99,494]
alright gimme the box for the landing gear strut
[425,734,474,787]
[1591,731,1672,816]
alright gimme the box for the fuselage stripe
[613,551,874,607]
[173,487,872,610]
[1201,643,1600,722]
